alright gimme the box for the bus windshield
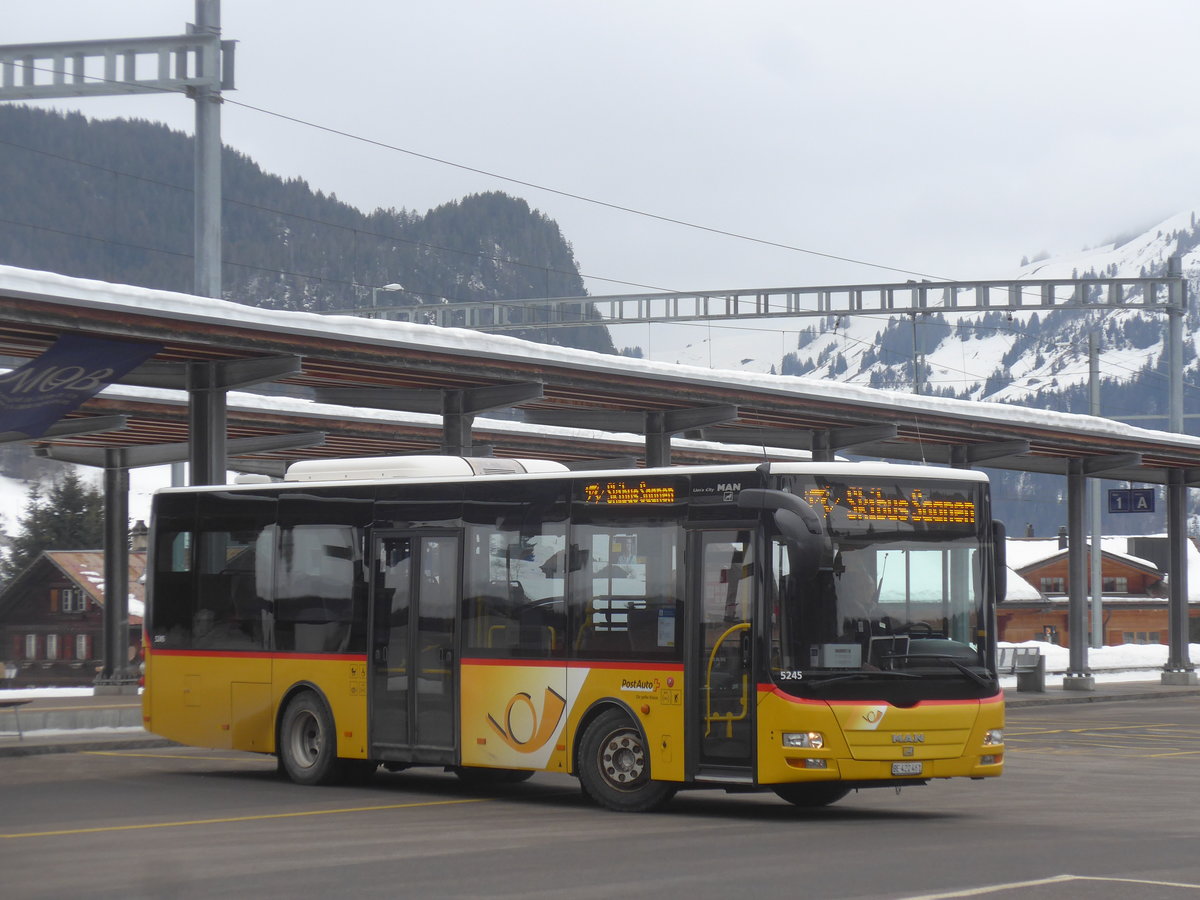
[769,474,993,697]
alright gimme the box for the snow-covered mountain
[632,208,1200,423]
[621,209,1200,537]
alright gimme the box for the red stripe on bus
[758,684,1002,707]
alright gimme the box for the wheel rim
[597,726,647,791]
[288,708,322,770]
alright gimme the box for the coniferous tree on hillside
[1,471,105,584]
[0,105,613,353]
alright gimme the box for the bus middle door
[369,532,460,764]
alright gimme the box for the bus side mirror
[992,519,1007,603]
[737,489,833,570]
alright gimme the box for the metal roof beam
[38,431,325,469]
[948,440,1032,468]
[527,405,738,467]
[1082,452,1143,476]
[695,427,814,451]
[0,414,128,445]
[314,382,541,457]
[314,382,543,416]
[696,424,898,458]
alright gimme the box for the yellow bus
[143,456,1006,812]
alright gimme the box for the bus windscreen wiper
[885,654,992,689]
[806,670,922,687]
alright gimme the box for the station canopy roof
[2,264,1200,485]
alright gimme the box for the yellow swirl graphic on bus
[487,687,567,753]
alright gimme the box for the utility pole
[1089,332,1103,648]
[192,0,224,299]
[911,312,923,395]
[0,1,233,300]
[1164,256,1196,683]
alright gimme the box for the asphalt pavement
[2,677,1199,758]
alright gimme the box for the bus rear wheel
[578,709,677,812]
[279,691,341,786]
[772,783,850,808]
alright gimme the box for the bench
[997,646,1045,692]
[0,698,31,740]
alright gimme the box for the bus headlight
[983,729,1003,746]
[782,731,825,749]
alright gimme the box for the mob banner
[0,333,161,438]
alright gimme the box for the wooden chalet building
[0,549,145,688]
[999,535,1200,647]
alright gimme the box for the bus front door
[369,533,459,763]
[693,529,756,780]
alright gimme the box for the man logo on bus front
[487,687,567,752]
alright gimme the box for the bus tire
[772,783,850,808]
[279,691,341,786]
[578,709,677,812]
[453,766,534,786]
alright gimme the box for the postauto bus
[142,456,1006,812]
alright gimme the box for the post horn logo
[487,687,567,753]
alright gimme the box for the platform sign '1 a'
[1108,488,1156,514]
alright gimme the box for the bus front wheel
[773,782,850,808]
[578,710,677,812]
[279,692,341,786]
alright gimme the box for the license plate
[892,761,923,776]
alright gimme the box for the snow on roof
[1005,535,1200,603]
[43,550,146,623]
[6,263,1200,454]
[1004,568,1042,602]
[1006,536,1160,572]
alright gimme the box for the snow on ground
[0,686,100,699]
[996,640,1200,689]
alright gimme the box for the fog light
[984,729,1003,745]
[804,758,828,769]
[782,731,825,749]
[980,754,1000,766]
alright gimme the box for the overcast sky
[6,0,1200,298]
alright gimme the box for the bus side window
[192,528,269,651]
[570,519,682,661]
[274,524,362,653]
[463,527,566,658]
[151,530,194,648]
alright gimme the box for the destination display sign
[802,484,976,526]
[581,479,679,505]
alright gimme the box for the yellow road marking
[84,751,265,762]
[901,873,1200,899]
[0,797,488,839]
[1007,723,1180,736]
